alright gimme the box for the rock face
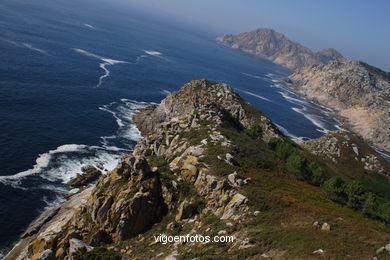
[216,28,342,70]
[133,79,281,141]
[289,60,390,153]
[302,131,389,174]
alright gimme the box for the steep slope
[5,80,390,260]
[216,28,342,70]
[289,59,390,153]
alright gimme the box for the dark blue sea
[0,0,341,256]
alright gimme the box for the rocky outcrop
[133,79,281,141]
[301,131,389,174]
[67,166,102,188]
[216,28,342,70]
[289,59,390,153]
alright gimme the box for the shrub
[344,180,365,208]
[376,201,390,223]
[286,153,308,177]
[361,192,377,215]
[322,177,346,202]
[268,138,297,160]
[308,162,326,186]
[73,247,121,260]
[245,124,262,140]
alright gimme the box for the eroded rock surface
[290,60,390,153]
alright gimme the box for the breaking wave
[144,50,162,56]
[0,99,150,194]
[73,48,127,87]
[84,23,95,29]
[0,38,49,55]
[238,89,271,102]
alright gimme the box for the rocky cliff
[289,59,390,153]
[5,80,390,260]
[216,28,342,70]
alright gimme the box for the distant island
[217,28,390,155]
[216,28,343,70]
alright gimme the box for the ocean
[0,0,341,256]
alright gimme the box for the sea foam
[238,89,271,102]
[73,48,127,87]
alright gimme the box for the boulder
[312,249,324,255]
[221,193,248,220]
[225,153,238,166]
[321,223,331,231]
[67,166,102,188]
[227,172,244,187]
[68,238,93,256]
[175,200,198,221]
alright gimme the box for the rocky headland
[5,80,390,260]
[216,28,343,70]
[289,59,390,153]
[217,29,390,157]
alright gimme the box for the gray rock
[67,166,102,188]
[69,238,93,256]
[216,28,342,70]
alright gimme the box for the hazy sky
[123,0,390,71]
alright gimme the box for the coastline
[4,187,94,260]
[284,80,390,161]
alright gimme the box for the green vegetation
[268,137,327,186]
[179,120,212,145]
[322,177,390,222]
[244,124,262,140]
[148,154,169,173]
[178,181,205,212]
[73,247,121,260]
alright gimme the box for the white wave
[292,107,329,134]
[275,123,298,139]
[84,23,95,29]
[43,194,65,210]
[272,83,284,88]
[238,89,271,102]
[39,149,120,183]
[278,91,309,105]
[73,48,127,87]
[0,144,88,184]
[22,43,48,55]
[161,89,171,95]
[375,149,390,162]
[241,72,269,81]
[0,38,48,55]
[144,50,162,56]
[99,99,150,148]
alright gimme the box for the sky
[122,0,390,71]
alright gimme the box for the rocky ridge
[5,80,280,260]
[289,59,390,153]
[301,131,389,175]
[5,80,390,260]
[216,28,342,70]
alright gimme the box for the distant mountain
[216,28,343,70]
[289,59,390,153]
